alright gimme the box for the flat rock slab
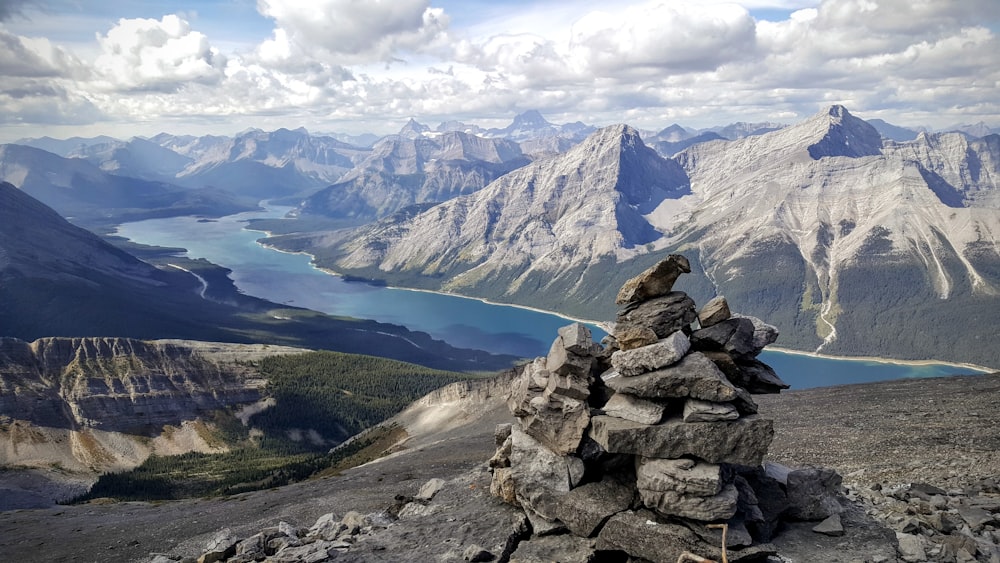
[509,534,599,563]
[589,415,774,466]
[535,477,636,537]
[596,510,775,563]
[611,331,690,376]
[615,292,697,340]
[604,352,740,402]
[615,254,691,305]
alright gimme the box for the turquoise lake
[116,207,990,389]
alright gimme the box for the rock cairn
[490,254,805,562]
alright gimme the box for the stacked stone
[491,254,792,562]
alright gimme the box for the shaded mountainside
[267,107,1000,368]
[0,182,516,373]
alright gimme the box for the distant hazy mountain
[159,128,369,199]
[866,118,920,141]
[296,131,530,222]
[0,182,514,371]
[0,144,257,226]
[14,135,119,157]
[67,136,194,181]
[649,132,726,157]
[398,118,433,139]
[482,110,597,156]
[270,106,1000,367]
[701,121,786,140]
[942,122,999,138]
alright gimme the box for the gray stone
[731,359,789,394]
[198,529,239,563]
[494,423,513,447]
[489,434,512,469]
[698,296,731,328]
[602,392,665,425]
[615,254,691,305]
[269,541,334,563]
[813,513,845,536]
[519,392,591,455]
[558,323,594,355]
[604,351,740,402]
[341,510,366,534]
[490,466,519,506]
[615,292,698,340]
[589,414,774,466]
[896,532,928,562]
[547,333,593,377]
[277,521,301,538]
[614,326,659,351]
[683,398,739,422]
[510,428,585,511]
[636,457,723,497]
[957,505,994,530]
[596,510,776,563]
[307,513,346,541]
[640,482,740,521]
[777,465,846,521]
[544,370,591,401]
[690,317,757,359]
[537,477,636,537]
[611,331,690,376]
[508,534,598,563]
[415,477,446,502]
[733,314,780,354]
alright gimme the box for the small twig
[707,523,729,563]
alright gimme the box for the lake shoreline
[252,232,995,374]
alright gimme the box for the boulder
[767,464,846,521]
[635,457,724,497]
[307,513,346,541]
[535,477,636,537]
[490,467,519,506]
[683,398,739,422]
[615,292,697,340]
[896,532,928,563]
[198,529,239,563]
[268,541,335,563]
[510,428,585,509]
[557,323,595,355]
[610,331,690,376]
[732,359,789,394]
[545,371,590,402]
[614,326,659,351]
[639,482,739,521]
[415,478,446,502]
[518,392,591,455]
[603,352,740,402]
[589,415,774,466]
[602,392,665,425]
[596,510,776,563]
[690,317,757,360]
[547,331,593,378]
[615,254,691,305]
[733,314,779,354]
[698,296,731,328]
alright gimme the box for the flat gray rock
[602,392,665,425]
[589,414,774,466]
[615,254,691,305]
[610,331,690,376]
[603,351,740,402]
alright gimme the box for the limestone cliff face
[0,337,301,475]
[0,337,263,433]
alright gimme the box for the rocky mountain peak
[804,105,884,159]
[399,118,432,139]
[510,109,551,129]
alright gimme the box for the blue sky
[1,0,998,141]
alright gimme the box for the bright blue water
[116,207,989,389]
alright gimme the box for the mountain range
[265,106,1000,368]
[0,181,514,372]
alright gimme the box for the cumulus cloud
[256,0,450,64]
[0,28,85,78]
[569,2,757,73]
[94,14,227,92]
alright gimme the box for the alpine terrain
[266,106,1000,368]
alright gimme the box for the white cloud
[0,27,85,78]
[256,0,450,63]
[94,15,226,92]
